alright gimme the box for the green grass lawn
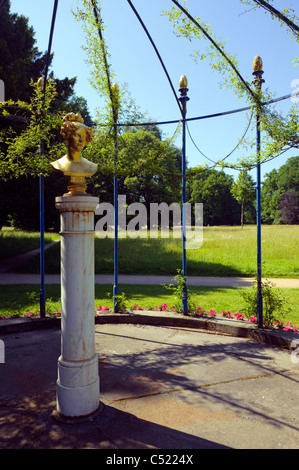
[0,227,59,262]
[11,225,299,278]
[0,284,298,328]
[0,225,298,327]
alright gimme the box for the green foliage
[231,169,256,226]
[279,191,299,225]
[25,290,61,316]
[107,290,128,312]
[163,269,197,313]
[261,156,299,224]
[240,279,289,326]
[1,284,299,326]
[71,0,182,201]
[0,1,49,102]
[164,1,299,169]
[72,0,120,127]
[188,168,239,225]
[240,1,299,60]
[0,78,64,178]
[163,2,254,102]
[86,128,181,208]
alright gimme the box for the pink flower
[247,316,258,323]
[208,310,216,317]
[234,313,244,321]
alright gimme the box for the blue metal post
[112,85,119,313]
[38,0,59,318]
[252,58,264,328]
[256,113,263,328]
[113,169,119,313]
[39,162,45,318]
[178,76,190,315]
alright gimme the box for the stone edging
[0,311,298,350]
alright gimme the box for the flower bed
[95,302,299,334]
[1,302,298,335]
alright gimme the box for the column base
[51,402,103,424]
[56,354,100,418]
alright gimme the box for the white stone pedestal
[54,195,100,419]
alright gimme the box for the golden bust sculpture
[51,113,98,195]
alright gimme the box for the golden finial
[253,56,263,72]
[112,82,119,94]
[179,75,188,88]
[37,76,44,90]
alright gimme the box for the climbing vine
[164,0,299,172]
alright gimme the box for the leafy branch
[241,0,299,39]
[72,0,121,130]
[164,0,299,169]
[0,79,63,178]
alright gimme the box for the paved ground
[0,245,298,451]
[0,312,299,450]
[0,273,298,288]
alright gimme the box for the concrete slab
[0,319,298,450]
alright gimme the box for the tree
[0,1,97,230]
[276,156,299,194]
[261,156,299,224]
[279,191,299,224]
[0,0,49,102]
[188,168,239,225]
[86,128,181,213]
[231,169,256,226]
[261,169,280,224]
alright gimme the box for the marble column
[54,195,100,419]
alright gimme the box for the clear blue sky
[9,0,299,180]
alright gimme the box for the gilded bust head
[51,113,97,178]
[60,113,93,159]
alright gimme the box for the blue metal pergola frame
[39,0,59,318]
[2,0,297,324]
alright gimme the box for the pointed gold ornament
[253,56,263,72]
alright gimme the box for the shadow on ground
[1,323,298,449]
